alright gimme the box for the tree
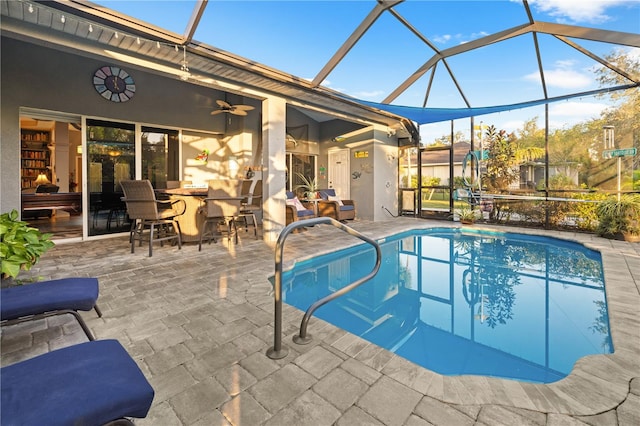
[483,125,544,191]
[432,130,466,146]
[595,50,640,141]
[515,117,545,150]
[594,50,639,189]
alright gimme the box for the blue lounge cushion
[339,204,355,211]
[1,339,154,426]
[1,277,99,321]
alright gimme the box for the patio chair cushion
[328,195,344,206]
[286,196,306,211]
[1,277,98,321]
[296,208,315,218]
[318,188,336,200]
[1,339,154,426]
[1,277,102,341]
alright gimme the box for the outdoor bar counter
[156,188,206,242]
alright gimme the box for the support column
[262,96,287,244]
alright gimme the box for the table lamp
[35,173,51,185]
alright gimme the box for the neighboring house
[400,142,471,187]
[403,142,581,191]
[519,161,580,189]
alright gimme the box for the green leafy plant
[595,194,640,241]
[0,209,55,279]
[294,173,319,199]
[456,204,478,224]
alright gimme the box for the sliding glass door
[86,119,135,236]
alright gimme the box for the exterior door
[328,148,350,199]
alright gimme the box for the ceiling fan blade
[210,110,224,115]
[216,99,231,108]
[230,109,248,116]
[234,104,254,111]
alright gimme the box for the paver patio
[1,218,639,425]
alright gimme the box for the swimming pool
[281,228,613,384]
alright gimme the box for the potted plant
[294,173,319,199]
[456,204,478,224]
[596,194,640,242]
[1,209,55,281]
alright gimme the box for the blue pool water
[281,228,613,384]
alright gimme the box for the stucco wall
[318,124,399,221]
[0,36,261,214]
[1,36,394,231]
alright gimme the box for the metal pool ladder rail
[267,217,382,360]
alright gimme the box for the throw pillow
[286,197,306,211]
[328,195,344,206]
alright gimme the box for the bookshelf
[21,129,52,190]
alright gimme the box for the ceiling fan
[210,99,254,116]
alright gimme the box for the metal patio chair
[120,180,185,257]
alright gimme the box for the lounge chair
[317,188,356,221]
[285,191,315,225]
[1,277,102,341]
[1,339,154,426]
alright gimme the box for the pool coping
[287,220,640,416]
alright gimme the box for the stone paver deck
[2,218,639,425]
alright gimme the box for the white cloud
[624,47,640,62]
[544,69,593,89]
[549,101,609,117]
[432,34,451,44]
[500,119,527,133]
[528,0,628,23]
[524,68,592,89]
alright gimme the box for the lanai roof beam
[311,0,403,88]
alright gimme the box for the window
[287,153,316,197]
[142,127,179,189]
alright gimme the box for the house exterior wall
[1,36,395,241]
[318,124,399,221]
[0,37,270,223]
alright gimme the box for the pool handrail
[266,216,382,360]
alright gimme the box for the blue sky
[96,0,639,142]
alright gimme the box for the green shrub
[0,209,55,279]
[596,194,640,238]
